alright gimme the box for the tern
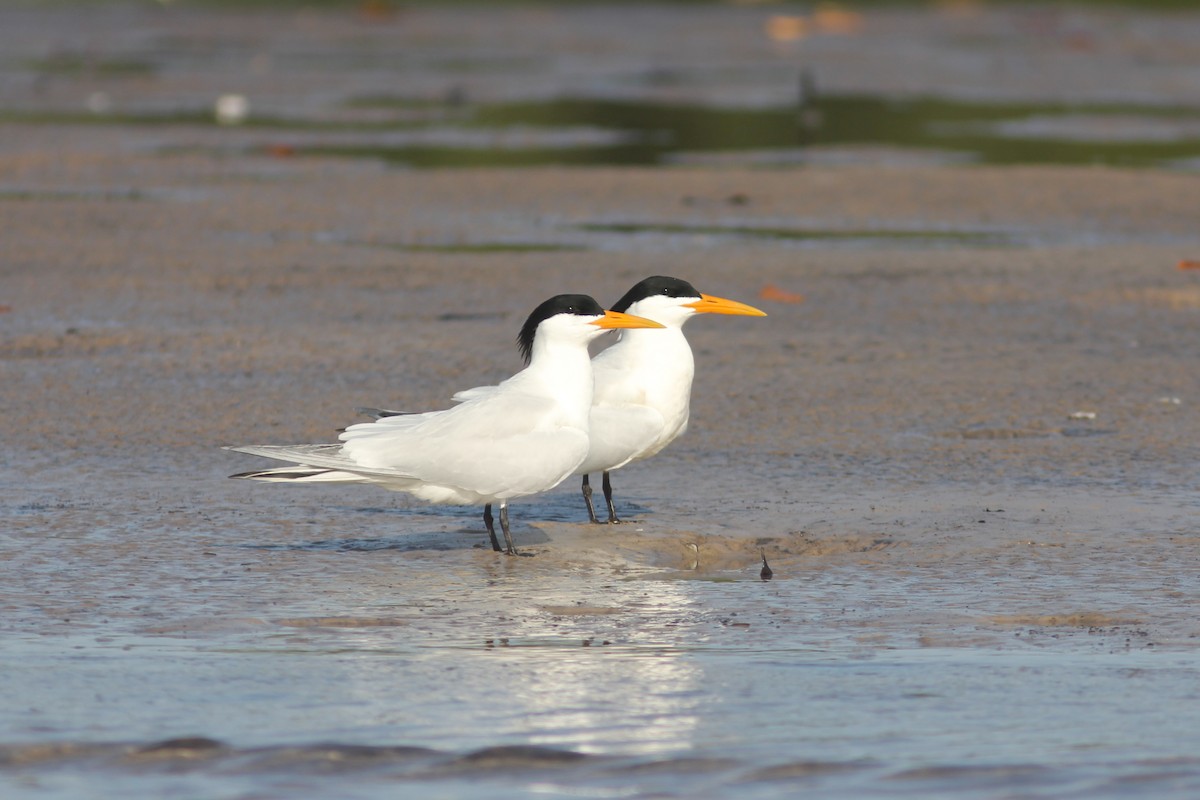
[576,276,766,524]
[226,294,664,555]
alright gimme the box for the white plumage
[577,276,766,524]
[227,294,663,554]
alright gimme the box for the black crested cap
[517,293,606,364]
[610,276,700,313]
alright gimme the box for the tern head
[610,276,767,329]
[517,294,664,364]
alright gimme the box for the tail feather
[224,443,343,463]
[223,443,417,480]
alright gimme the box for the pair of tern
[228,277,766,554]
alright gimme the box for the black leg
[483,504,502,552]
[581,475,602,524]
[602,471,621,524]
[499,502,518,555]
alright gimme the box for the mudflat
[3,3,1200,798]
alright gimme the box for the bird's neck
[593,324,695,415]
[615,325,694,369]
[524,338,596,418]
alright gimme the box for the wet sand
[4,3,1200,798]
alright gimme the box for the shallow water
[301,94,1200,169]
[6,637,1200,799]
[5,461,1200,797]
[4,4,1200,171]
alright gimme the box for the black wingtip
[355,407,411,420]
[229,469,332,480]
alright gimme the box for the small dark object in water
[760,552,773,581]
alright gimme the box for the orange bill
[591,309,667,330]
[685,293,768,317]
